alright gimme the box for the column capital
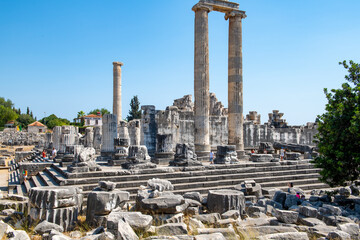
[225,10,246,20]
[113,62,123,67]
[192,3,213,13]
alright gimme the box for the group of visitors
[41,147,57,161]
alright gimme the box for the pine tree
[126,95,141,121]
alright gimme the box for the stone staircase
[8,158,329,200]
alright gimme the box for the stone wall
[0,132,45,146]
[141,94,317,153]
[243,122,317,148]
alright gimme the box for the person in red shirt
[42,150,46,161]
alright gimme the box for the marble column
[101,114,118,156]
[226,10,246,157]
[192,3,212,159]
[113,62,123,123]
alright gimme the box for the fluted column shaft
[226,11,246,156]
[193,3,212,157]
[113,62,123,122]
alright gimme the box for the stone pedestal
[214,145,238,164]
[170,143,202,167]
[226,10,246,159]
[153,134,174,165]
[193,3,212,160]
[122,145,155,169]
[101,114,118,157]
[109,138,129,166]
[113,62,123,123]
[128,120,141,146]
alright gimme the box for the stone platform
[8,157,330,202]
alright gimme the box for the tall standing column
[226,10,247,157]
[113,62,123,123]
[192,3,212,159]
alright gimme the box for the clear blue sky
[1,0,359,125]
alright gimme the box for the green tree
[0,97,14,109]
[26,107,30,115]
[0,105,18,127]
[88,108,110,116]
[126,95,141,121]
[77,110,85,118]
[16,114,35,129]
[40,114,70,129]
[314,60,360,187]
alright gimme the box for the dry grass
[74,215,91,234]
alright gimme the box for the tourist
[209,151,214,164]
[251,149,255,155]
[287,182,294,193]
[296,192,301,199]
[42,149,46,161]
[280,147,285,161]
[23,170,28,181]
[51,147,57,160]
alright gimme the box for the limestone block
[257,232,309,240]
[166,213,184,224]
[86,190,130,218]
[189,218,205,231]
[195,233,226,240]
[147,178,173,192]
[29,205,80,231]
[156,223,188,236]
[221,210,240,220]
[250,154,274,162]
[107,217,138,240]
[28,186,83,209]
[299,205,318,218]
[185,199,202,208]
[138,194,186,214]
[319,204,342,216]
[337,223,360,239]
[107,211,152,232]
[274,209,299,224]
[34,220,64,234]
[197,228,238,240]
[194,213,221,225]
[78,147,96,162]
[284,194,301,209]
[249,226,298,235]
[98,181,116,191]
[247,206,265,218]
[207,189,245,214]
[327,231,351,240]
[183,192,203,203]
[273,191,287,207]
[298,217,325,227]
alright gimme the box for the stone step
[16,184,24,196]
[68,167,320,193]
[124,181,329,201]
[53,160,313,179]
[54,163,319,186]
[38,171,58,187]
[79,173,324,198]
[44,167,66,185]
[23,178,31,194]
[30,175,45,188]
